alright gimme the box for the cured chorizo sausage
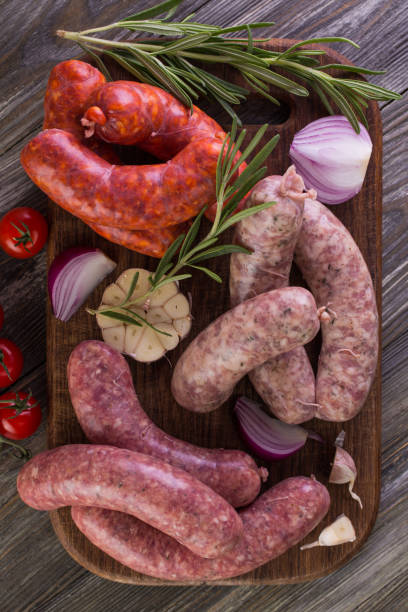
[82,80,226,158]
[87,220,189,258]
[171,287,320,413]
[68,341,267,508]
[20,129,222,230]
[230,166,316,424]
[71,476,330,581]
[295,198,379,421]
[17,445,243,559]
[43,59,119,164]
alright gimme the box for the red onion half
[289,115,372,205]
[235,396,322,461]
[48,247,116,322]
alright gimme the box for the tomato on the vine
[0,390,41,440]
[0,339,23,387]
[0,207,48,259]
[0,305,3,331]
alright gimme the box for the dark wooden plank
[0,0,406,609]
[45,39,382,585]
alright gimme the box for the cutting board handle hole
[198,94,291,128]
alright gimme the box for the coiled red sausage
[20,129,222,230]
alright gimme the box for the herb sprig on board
[57,0,400,132]
[87,119,279,327]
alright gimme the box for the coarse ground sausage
[87,221,189,258]
[295,198,379,421]
[230,166,316,424]
[171,287,320,413]
[82,80,226,158]
[17,445,243,559]
[71,476,330,581]
[20,129,222,230]
[68,341,267,508]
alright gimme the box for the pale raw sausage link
[230,166,316,424]
[68,341,266,508]
[295,198,379,421]
[171,287,320,413]
[17,445,243,559]
[71,476,330,581]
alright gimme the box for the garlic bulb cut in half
[96,268,192,363]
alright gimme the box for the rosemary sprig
[88,119,279,325]
[56,0,401,131]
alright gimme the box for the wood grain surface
[0,0,406,610]
[46,40,382,585]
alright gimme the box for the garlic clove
[145,306,172,325]
[149,281,178,307]
[116,268,151,300]
[101,325,125,353]
[330,446,363,509]
[131,327,166,363]
[154,322,180,351]
[125,319,146,354]
[101,283,126,305]
[300,514,356,550]
[173,316,192,339]
[163,293,190,319]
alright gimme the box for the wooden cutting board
[46,39,382,585]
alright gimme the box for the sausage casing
[17,445,243,559]
[230,167,316,423]
[171,287,320,413]
[68,341,266,507]
[295,198,379,421]
[72,476,330,581]
[20,129,222,230]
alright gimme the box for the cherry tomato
[0,305,3,331]
[0,339,23,387]
[0,390,41,440]
[0,207,48,259]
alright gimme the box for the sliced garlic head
[96,268,192,363]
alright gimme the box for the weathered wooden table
[0,1,406,610]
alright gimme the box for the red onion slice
[48,247,116,322]
[234,396,321,461]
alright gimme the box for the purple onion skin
[48,246,100,299]
[236,420,304,462]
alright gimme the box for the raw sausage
[295,198,379,421]
[230,166,316,424]
[171,287,320,413]
[87,220,189,258]
[17,445,243,559]
[82,80,225,158]
[68,341,266,508]
[71,476,330,581]
[20,129,222,230]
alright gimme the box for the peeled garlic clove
[300,514,356,550]
[101,326,125,353]
[330,446,363,509]
[96,268,192,363]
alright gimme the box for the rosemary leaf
[178,207,207,260]
[121,271,140,304]
[188,244,252,264]
[152,232,186,284]
[122,0,184,21]
[100,310,143,327]
[187,265,223,283]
